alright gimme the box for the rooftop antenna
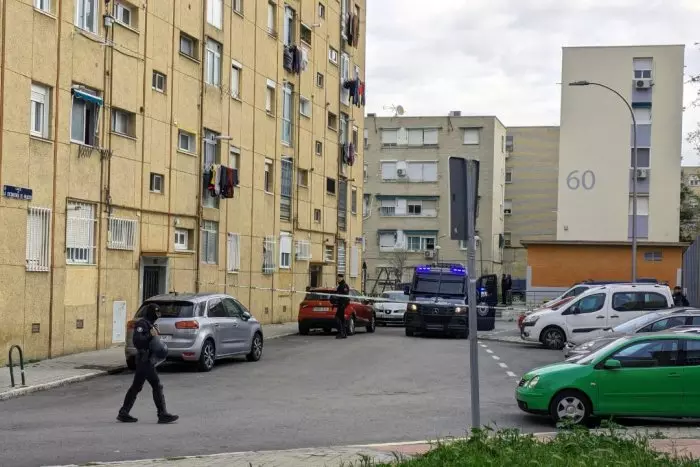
[383,104,405,117]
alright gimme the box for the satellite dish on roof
[395,105,405,116]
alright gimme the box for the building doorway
[140,256,169,302]
[309,264,323,288]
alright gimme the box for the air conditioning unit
[635,79,652,89]
[636,168,649,179]
[397,168,407,177]
[424,250,435,259]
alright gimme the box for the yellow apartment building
[0,0,367,364]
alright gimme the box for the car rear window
[136,301,200,318]
[304,291,333,301]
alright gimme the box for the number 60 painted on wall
[566,170,596,190]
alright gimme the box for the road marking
[485,349,493,354]
[499,362,508,369]
[506,371,518,378]
[491,355,500,361]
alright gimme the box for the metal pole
[465,160,480,428]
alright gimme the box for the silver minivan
[125,293,263,372]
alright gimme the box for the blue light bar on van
[415,265,467,276]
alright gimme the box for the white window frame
[324,244,335,263]
[406,235,436,252]
[633,107,652,125]
[327,111,337,130]
[629,196,650,216]
[265,79,276,114]
[297,168,309,187]
[178,130,196,153]
[229,146,240,179]
[75,0,98,34]
[381,161,397,181]
[149,173,164,193]
[66,201,96,264]
[314,208,321,223]
[407,200,422,215]
[318,2,325,18]
[279,232,292,269]
[504,232,512,247]
[340,53,350,105]
[111,108,131,136]
[263,235,276,273]
[267,0,276,35]
[504,199,513,215]
[113,2,134,28]
[107,217,137,250]
[231,60,242,99]
[205,38,222,86]
[233,0,243,14]
[296,239,312,261]
[316,72,324,88]
[207,0,223,29]
[463,128,480,145]
[70,87,101,146]
[264,158,273,193]
[300,96,311,117]
[283,5,295,46]
[227,233,241,272]
[381,129,398,146]
[30,83,50,139]
[201,220,219,264]
[152,71,166,93]
[328,46,338,65]
[34,0,51,13]
[406,161,438,182]
[407,128,438,146]
[350,244,360,278]
[505,170,513,183]
[174,228,189,251]
[26,207,51,272]
[281,83,293,145]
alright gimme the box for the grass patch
[372,426,696,466]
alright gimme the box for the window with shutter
[26,207,51,272]
[263,235,276,273]
[407,129,423,146]
[424,129,438,145]
[381,129,398,146]
[337,241,346,275]
[423,162,438,182]
[227,233,241,272]
[66,201,96,264]
[350,245,359,278]
[279,232,292,268]
[381,162,397,180]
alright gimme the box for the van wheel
[541,326,566,350]
[198,339,216,372]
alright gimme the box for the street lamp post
[569,80,638,283]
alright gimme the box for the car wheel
[346,316,356,336]
[549,390,591,425]
[298,323,310,336]
[126,356,136,371]
[366,314,376,333]
[405,327,415,337]
[197,339,216,372]
[541,326,566,350]
[246,332,263,362]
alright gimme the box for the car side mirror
[403,285,410,295]
[571,305,580,315]
[241,311,252,321]
[604,359,621,370]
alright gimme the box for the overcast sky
[365,0,700,165]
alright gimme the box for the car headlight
[523,315,539,325]
[454,306,464,314]
[408,304,418,312]
[526,376,540,388]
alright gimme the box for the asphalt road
[0,328,568,467]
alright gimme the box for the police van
[403,263,497,337]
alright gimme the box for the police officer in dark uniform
[117,304,178,424]
[334,275,350,339]
[673,286,690,307]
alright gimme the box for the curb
[1,330,299,403]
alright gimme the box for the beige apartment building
[502,126,559,278]
[363,113,507,292]
[0,0,366,364]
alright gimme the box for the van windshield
[413,275,465,296]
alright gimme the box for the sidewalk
[48,427,700,466]
[1,322,298,402]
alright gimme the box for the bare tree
[387,247,410,285]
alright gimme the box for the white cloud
[366,0,700,164]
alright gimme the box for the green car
[516,333,700,424]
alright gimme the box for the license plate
[160,335,172,342]
[313,307,330,312]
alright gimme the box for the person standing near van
[673,286,690,307]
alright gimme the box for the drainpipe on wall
[47,0,65,358]
[194,1,207,293]
[246,4,259,309]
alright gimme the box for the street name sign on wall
[3,185,32,201]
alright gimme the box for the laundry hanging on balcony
[283,45,304,74]
[341,142,356,166]
[343,79,365,107]
[205,164,235,199]
[346,13,361,47]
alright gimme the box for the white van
[520,283,673,349]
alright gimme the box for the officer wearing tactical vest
[117,304,178,424]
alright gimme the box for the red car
[298,288,376,336]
